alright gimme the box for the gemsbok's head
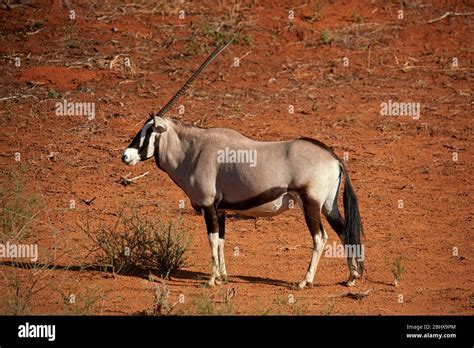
[121,116,168,166]
[121,40,233,166]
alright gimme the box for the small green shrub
[81,208,190,277]
[0,169,40,243]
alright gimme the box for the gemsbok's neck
[157,121,203,174]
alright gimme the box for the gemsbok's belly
[236,192,299,217]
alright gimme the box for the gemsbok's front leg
[298,197,328,289]
[202,205,221,286]
[217,210,227,283]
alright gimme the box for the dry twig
[120,171,149,186]
[342,288,377,300]
[427,12,474,24]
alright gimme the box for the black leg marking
[325,213,345,236]
[202,205,219,234]
[191,203,201,213]
[301,194,322,236]
[217,210,225,239]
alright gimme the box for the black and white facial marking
[122,118,157,166]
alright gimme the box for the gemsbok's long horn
[154,39,234,119]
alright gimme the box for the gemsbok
[121,41,364,288]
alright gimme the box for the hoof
[345,278,357,287]
[206,279,216,287]
[344,271,360,287]
[298,280,307,289]
[298,281,314,289]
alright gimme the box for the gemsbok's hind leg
[202,205,222,286]
[323,193,360,287]
[298,197,328,289]
[217,210,227,283]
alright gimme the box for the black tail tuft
[342,169,364,276]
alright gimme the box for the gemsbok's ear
[153,116,168,133]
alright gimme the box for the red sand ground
[0,0,472,315]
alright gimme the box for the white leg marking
[218,238,227,282]
[299,228,328,289]
[208,232,220,286]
